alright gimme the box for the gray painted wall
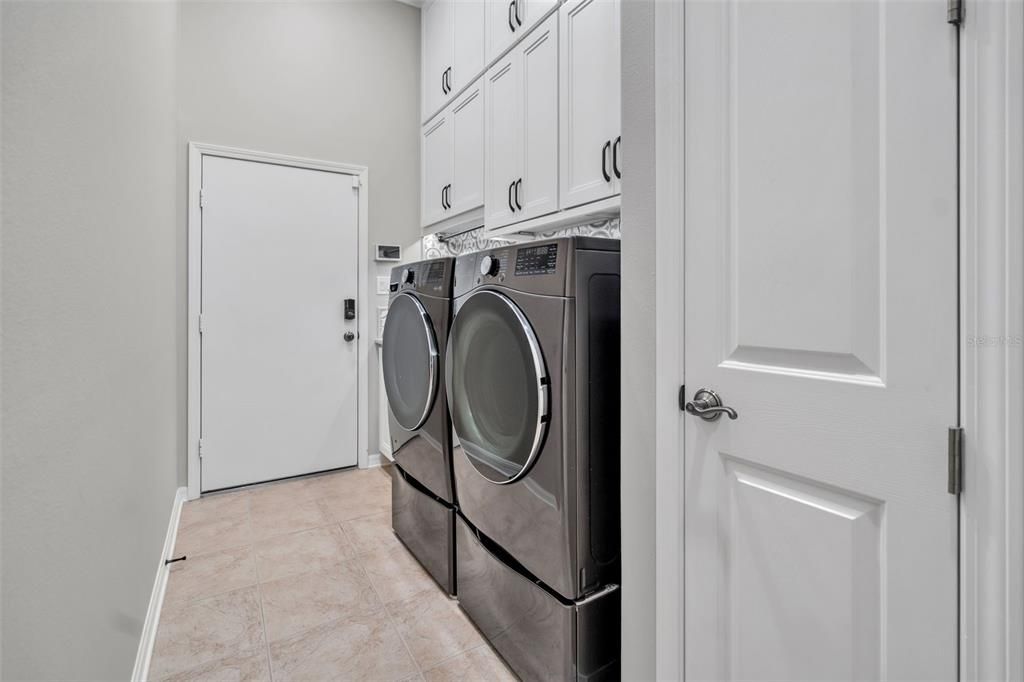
[1,2,180,678]
[176,0,422,477]
[620,0,657,678]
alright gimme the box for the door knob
[344,332,356,342]
[682,387,738,422]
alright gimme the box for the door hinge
[198,314,205,334]
[351,175,361,189]
[948,426,964,495]
[947,0,963,26]
[198,438,205,459]
[199,188,207,208]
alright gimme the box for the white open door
[681,0,959,679]
[200,155,360,491]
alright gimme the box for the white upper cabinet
[449,83,485,216]
[422,0,454,121]
[422,112,453,227]
[559,0,621,210]
[423,0,486,122]
[484,55,521,230]
[484,13,559,230]
[519,17,559,220]
[485,0,558,66]
[452,1,486,95]
[422,79,486,230]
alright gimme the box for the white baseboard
[367,452,382,468]
[132,486,187,682]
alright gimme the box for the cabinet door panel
[451,82,485,216]
[524,0,558,27]
[453,1,486,94]
[484,57,522,229]
[559,0,620,209]
[486,0,518,65]
[520,14,559,220]
[423,0,454,121]
[422,113,452,227]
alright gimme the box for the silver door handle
[683,387,738,422]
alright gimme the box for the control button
[403,268,415,284]
[480,255,500,277]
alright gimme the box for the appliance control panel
[390,258,452,297]
[514,243,559,276]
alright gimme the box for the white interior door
[682,1,958,679]
[201,155,360,491]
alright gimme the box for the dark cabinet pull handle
[514,0,522,26]
[514,178,523,210]
[601,140,612,182]
[446,67,452,94]
[612,136,621,179]
[508,0,516,31]
[446,184,452,208]
[508,180,515,212]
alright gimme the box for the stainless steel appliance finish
[447,237,621,678]
[382,257,456,594]
[455,516,620,681]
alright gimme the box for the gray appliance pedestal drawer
[392,465,455,595]
[455,514,619,681]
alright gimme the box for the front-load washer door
[446,290,550,484]
[382,293,439,433]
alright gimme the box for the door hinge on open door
[198,314,205,334]
[199,188,207,208]
[198,438,205,459]
[948,0,963,25]
[948,426,964,495]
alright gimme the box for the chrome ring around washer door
[447,289,549,485]
[383,292,438,432]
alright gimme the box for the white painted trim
[652,1,685,679]
[132,487,187,682]
[187,143,372,499]
[959,2,1024,680]
[485,195,621,238]
[367,452,382,468]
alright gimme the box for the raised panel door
[682,1,958,679]
[450,82,485,216]
[559,0,619,210]
[484,55,522,229]
[519,13,559,221]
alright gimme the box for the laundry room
[2,1,1023,681]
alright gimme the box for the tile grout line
[365,566,425,680]
[247,498,277,682]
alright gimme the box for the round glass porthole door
[446,290,549,484]
[382,293,439,432]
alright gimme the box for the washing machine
[381,257,456,595]
[446,237,621,680]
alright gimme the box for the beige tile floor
[150,465,518,682]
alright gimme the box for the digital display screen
[515,244,558,276]
[426,261,446,284]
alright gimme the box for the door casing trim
[186,142,371,500]
[643,1,1024,679]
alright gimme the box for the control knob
[403,268,415,285]
[480,255,500,277]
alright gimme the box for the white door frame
[186,142,371,501]
[642,1,1024,679]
